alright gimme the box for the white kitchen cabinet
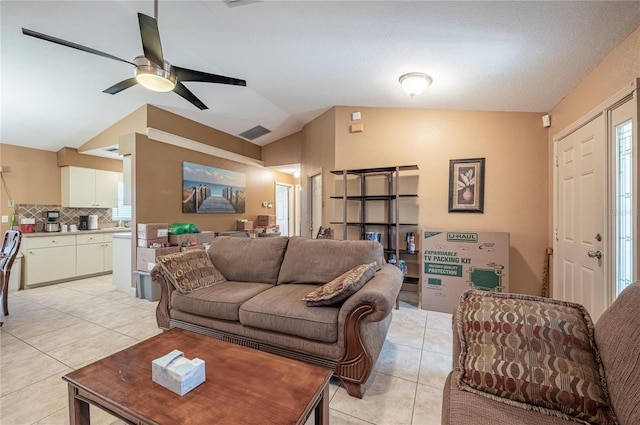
[77,233,112,275]
[103,234,113,271]
[22,235,77,286]
[61,166,120,208]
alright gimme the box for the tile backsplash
[14,204,114,231]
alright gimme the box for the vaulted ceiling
[2,1,640,152]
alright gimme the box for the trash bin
[8,252,23,292]
[134,270,161,301]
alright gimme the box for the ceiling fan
[21,5,246,110]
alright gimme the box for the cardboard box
[138,223,169,239]
[254,225,280,234]
[169,234,198,246]
[196,231,216,245]
[137,237,169,248]
[421,230,509,314]
[152,349,205,396]
[256,215,276,226]
[236,220,253,231]
[136,246,180,271]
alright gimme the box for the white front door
[275,183,291,236]
[555,115,607,320]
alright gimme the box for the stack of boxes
[253,215,280,235]
[136,223,219,271]
[136,223,180,272]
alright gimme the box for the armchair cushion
[456,290,617,425]
[155,250,226,294]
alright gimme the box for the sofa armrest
[338,263,403,325]
[334,264,403,397]
[151,266,176,330]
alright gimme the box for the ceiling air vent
[239,125,271,141]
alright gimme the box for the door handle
[587,250,603,259]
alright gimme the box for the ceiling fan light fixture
[399,72,432,98]
[134,56,176,92]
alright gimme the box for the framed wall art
[182,162,246,214]
[448,157,485,213]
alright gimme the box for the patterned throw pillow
[155,250,226,294]
[457,290,617,425]
[302,263,377,306]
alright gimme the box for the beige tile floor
[0,275,452,425]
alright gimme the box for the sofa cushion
[239,284,339,343]
[155,250,226,294]
[171,281,273,321]
[595,281,640,425]
[277,236,386,285]
[457,290,616,425]
[208,236,289,284]
[302,262,377,306]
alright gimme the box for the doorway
[275,183,292,236]
[553,82,637,320]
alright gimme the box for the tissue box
[152,349,205,396]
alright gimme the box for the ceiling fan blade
[138,13,164,67]
[173,82,208,110]
[103,78,138,94]
[22,28,136,66]
[173,66,247,87]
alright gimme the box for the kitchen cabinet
[61,166,120,208]
[76,233,112,275]
[22,235,77,286]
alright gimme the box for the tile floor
[0,275,452,425]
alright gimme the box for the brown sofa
[442,281,640,425]
[153,235,403,398]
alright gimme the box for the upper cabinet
[61,166,120,208]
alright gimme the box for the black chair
[1,230,22,325]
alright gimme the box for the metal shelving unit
[330,165,420,305]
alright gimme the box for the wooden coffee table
[63,328,332,425]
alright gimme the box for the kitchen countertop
[21,228,132,238]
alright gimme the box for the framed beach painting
[182,162,246,213]
[448,158,485,213]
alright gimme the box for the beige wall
[79,105,147,153]
[545,24,640,294]
[262,131,302,167]
[550,25,640,133]
[57,147,123,172]
[300,108,337,238]
[146,106,262,160]
[324,106,549,296]
[0,144,61,233]
[133,135,295,232]
[0,144,123,234]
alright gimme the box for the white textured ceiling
[2,1,640,152]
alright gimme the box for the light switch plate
[1,215,8,223]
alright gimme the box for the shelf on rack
[403,276,420,285]
[384,249,419,256]
[330,165,419,176]
[329,194,418,200]
[329,222,418,226]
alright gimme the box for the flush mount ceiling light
[399,72,433,98]
[134,56,176,92]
